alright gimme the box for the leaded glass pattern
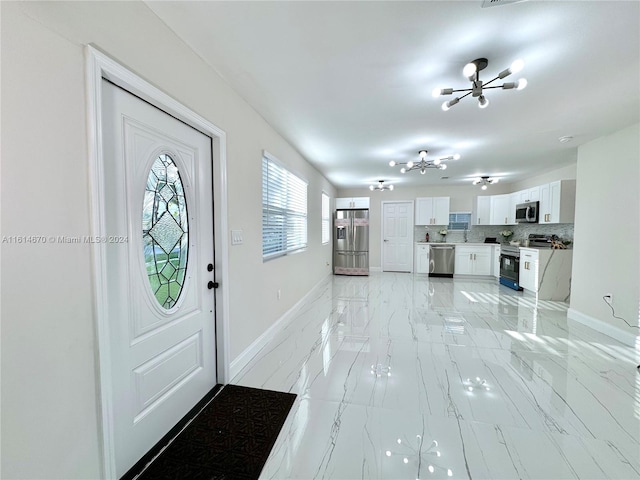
[143,154,189,309]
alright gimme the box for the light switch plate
[231,229,243,245]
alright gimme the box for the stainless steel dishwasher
[429,245,455,278]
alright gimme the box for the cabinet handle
[478,218,481,224]
[470,253,473,260]
[505,217,508,224]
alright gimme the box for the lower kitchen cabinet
[415,243,430,273]
[454,246,492,276]
[519,247,573,300]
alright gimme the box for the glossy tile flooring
[233,273,640,479]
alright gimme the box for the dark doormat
[134,384,296,480]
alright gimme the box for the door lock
[207,263,214,272]
[208,281,219,289]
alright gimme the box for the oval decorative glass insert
[142,154,189,309]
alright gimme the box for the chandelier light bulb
[490,177,499,184]
[433,158,441,165]
[478,95,489,109]
[420,169,426,175]
[407,161,414,169]
[510,58,524,74]
[389,160,396,167]
[453,154,461,160]
[389,184,394,191]
[473,177,481,185]
[419,150,428,159]
[440,163,447,170]
[432,87,442,98]
[463,62,477,78]
[400,167,406,174]
[481,184,488,190]
[369,185,375,191]
[442,101,451,111]
[516,78,528,90]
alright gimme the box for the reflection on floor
[233,273,640,480]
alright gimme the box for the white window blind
[262,153,308,258]
[321,193,330,244]
[448,212,471,230]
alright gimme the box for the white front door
[101,80,217,477]
[382,202,413,272]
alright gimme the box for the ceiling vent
[481,0,528,7]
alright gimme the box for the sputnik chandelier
[472,176,499,190]
[370,180,394,191]
[389,150,460,174]
[433,58,527,110]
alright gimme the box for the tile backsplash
[415,223,574,245]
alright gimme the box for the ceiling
[146,0,640,189]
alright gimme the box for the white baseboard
[229,273,332,380]
[567,308,638,347]
[370,266,382,272]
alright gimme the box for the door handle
[208,281,219,289]
[207,263,214,272]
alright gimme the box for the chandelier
[389,150,460,174]
[433,58,527,110]
[472,176,499,190]
[370,180,394,191]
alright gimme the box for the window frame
[262,151,308,260]
[448,211,472,231]
[321,192,330,245]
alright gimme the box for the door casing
[86,45,230,478]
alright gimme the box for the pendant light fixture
[472,176,499,190]
[433,58,527,111]
[389,150,460,174]
[370,180,394,191]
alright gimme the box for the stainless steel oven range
[499,245,522,291]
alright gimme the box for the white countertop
[415,242,501,246]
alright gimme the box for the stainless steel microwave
[515,201,539,223]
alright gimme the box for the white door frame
[380,200,414,272]
[85,45,230,478]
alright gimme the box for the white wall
[570,123,639,338]
[0,1,335,478]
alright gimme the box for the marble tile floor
[233,273,640,480]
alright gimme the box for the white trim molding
[567,308,638,347]
[230,274,333,381]
[85,45,230,478]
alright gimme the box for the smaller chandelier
[433,58,527,110]
[389,150,460,174]
[473,176,499,190]
[370,180,394,191]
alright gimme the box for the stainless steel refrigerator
[333,209,369,275]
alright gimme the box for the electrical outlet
[277,289,281,300]
[604,293,613,303]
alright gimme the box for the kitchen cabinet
[539,180,576,224]
[415,197,450,225]
[472,196,491,225]
[490,194,514,226]
[519,247,573,300]
[454,246,492,276]
[415,244,430,274]
[514,186,540,204]
[336,197,370,209]
[519,249,538,292]
[493,245,501,278]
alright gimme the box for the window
[448,212,471,231]
[321,193,330,244]
[262,152,308,259]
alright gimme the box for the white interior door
[382,202,413,272]
[101,80,217,477]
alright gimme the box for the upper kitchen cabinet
[514,186,540,204]
[539,180,576,224]
[415,197,450,225]
[336,197,370,209]
[472,196,491,226]
[490,194,514,226]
